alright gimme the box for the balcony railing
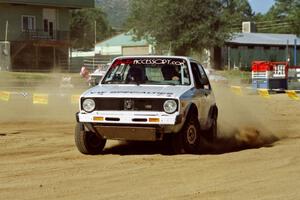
[19,29,70,42]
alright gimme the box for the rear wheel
[75,123,106,155]
[171,113,203,154]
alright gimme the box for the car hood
[82,84,191,99]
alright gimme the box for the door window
[191,62,202,89]
[198,64,211,90]
[191,62,211,90]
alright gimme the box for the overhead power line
[229,19,293,29]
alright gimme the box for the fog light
[93,116,104,121]
[149,118,160,123]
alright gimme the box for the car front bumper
[76,111,184,141]
[77,111,181,125]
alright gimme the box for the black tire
[206,114,218,143]
[75,123,106,155]
[171,113,203,154]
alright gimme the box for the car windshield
[102,58,191,85]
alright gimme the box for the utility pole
[286,40,290,64]
[4,20,9,71]
[168,42,172,56]
[294,39,297,66]
[93,20,96,71]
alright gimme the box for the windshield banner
[112,58,186,67]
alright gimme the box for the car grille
[81,98,178,112]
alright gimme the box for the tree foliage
[126,0,254,55]
[255,0,300,34]
[70,8,113,50]
[223,0,254,31]
[96,0,130,28]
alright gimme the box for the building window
[22,15,36,31]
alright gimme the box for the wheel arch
[206,104,218,129]
[209,104,218,119]
[184,103,199,122]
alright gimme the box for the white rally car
[75,56,218,154]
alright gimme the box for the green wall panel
[227,45,300,70]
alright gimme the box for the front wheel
[171,113,204,154]
[75,123,106,155]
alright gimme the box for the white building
[95,33,155,56]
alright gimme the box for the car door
[197,63,215,128]
[190,62,208,127]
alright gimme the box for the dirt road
[1,84,300,200]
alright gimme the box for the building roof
[96,33,149,47]
[227,32,300,46]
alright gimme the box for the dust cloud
[0,72,86,122]
[209,83,282,153]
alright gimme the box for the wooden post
[227,46,231,70]
[5,21,8,41]
[53,46,56,71]
[68,47,71,72]
[35,45,39,69]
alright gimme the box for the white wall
[122,46,150,56]
[95,45,122,55]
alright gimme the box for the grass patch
[216,70,251,84]
[0,71,50,80]
[0,71,85,88]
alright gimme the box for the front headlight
[163,100,177,114]
[82,99,95,112]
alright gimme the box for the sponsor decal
[110,91,174,96]
[111,58,186,67]
[90,91,107,95]
[90,91,174,97]
[273,64,286,78]
[111,59,133,67]
[133,59,185,66]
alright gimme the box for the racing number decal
[273,64,285,77]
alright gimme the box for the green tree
[223,0,255,32]
[255,0,300,34]
[127,0,235,56]
[288,1,300,35]
[127,0,255,56]
[71,8,113,50]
